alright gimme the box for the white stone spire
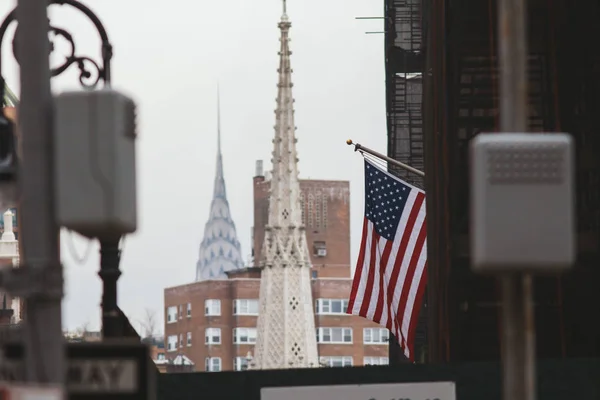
[195,90,245,281]
[251,2,319,370]
[0,210,17,258]
[0,209,19,323]
[1,209,15,241]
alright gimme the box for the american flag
[347,159,427,361]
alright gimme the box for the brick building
[163,167,389,372]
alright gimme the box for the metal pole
[99,237,122,338]
[346,139,425,177]
[16,0,65,385]
[388,333,405,365]
[497,0,535,400]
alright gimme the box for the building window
[205,299,221,316]
[187,332,192,347]
[234,357,250,371]
[313,241,327,257]
[205,328,221,344]
[315,299,349,315]
[157,353,165,361]
[167,335,177,352]
[233,327,257,344]
[321,356,353,367]
[315,192,322,228]
[233,299,259,315]
[179,334,183,348]
[316,327,352,344]
[322,194,328,228]
[363,328,390,345]
[307,193,314,227]
[364,357,389,365]
[205,357,221,372]
[187,303,192,317]
[166,306,177,323]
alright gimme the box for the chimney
[255,160,264,177]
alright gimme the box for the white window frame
[233,327,257,344]
[321,356,353,367]
[205,299,221,316]
[316,327,353,344]
[233,357,249,371]
[187,332,192,347]
[166,306,177,324]
[233,299,259,316]
[315,299,349,315]
[363,328,390,345]
[205,357,221,372]
[205,328,221,344]
[363,356,389,365]
[187,303,192,317]
[167,335,177,352]
[179,333,183,348]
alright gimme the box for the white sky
[0,0,386,333]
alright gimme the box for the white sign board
[261,382,456,400]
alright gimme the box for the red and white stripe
[347,188,427,361]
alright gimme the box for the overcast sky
[0,0,386,333]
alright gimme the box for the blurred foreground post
[16,0,65,385]
[497,0,533,399]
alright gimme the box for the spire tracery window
[300,192,305,225]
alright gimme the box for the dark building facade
[384,0,600,362]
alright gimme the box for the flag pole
[346,139,425,177]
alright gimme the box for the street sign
[1,341,154,400]
[67,359,138,393]
[261,381,456,400]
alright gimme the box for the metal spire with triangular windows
[195,88,244,281]
[251,0,319,370]
[213,86,227,200]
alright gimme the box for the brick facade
[164,176,387,371]
[252,176,352,279]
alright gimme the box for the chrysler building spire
[251,1,319,370]
[195,90,244,281]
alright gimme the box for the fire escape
[385,0,423,188]
[384,0,427,362]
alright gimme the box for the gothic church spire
[251,1,319,370]
[267,0,302,229]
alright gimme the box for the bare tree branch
[140,308,157,339]
[75,320,91,337]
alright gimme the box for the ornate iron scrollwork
[0,0,113,90]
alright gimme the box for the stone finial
[2,209,15,241]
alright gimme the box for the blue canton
[364,160,412,241]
